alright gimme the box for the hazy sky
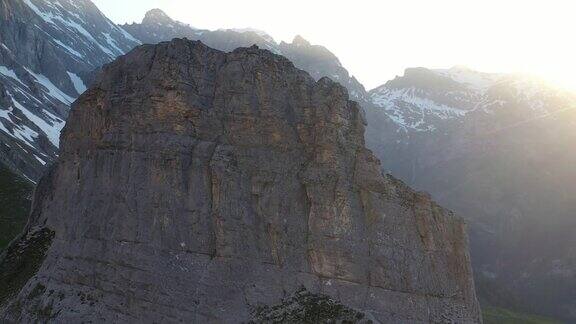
[92,0,576,90]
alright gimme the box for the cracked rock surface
[1,39,481,323]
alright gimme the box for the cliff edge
[1,39,481,323]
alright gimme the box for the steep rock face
[366,66,576,320]
[1,39,480,323]
[122,9,279,55]
[279,35,368,102]
[0,0,139,180]
[122,9,369,104]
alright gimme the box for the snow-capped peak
[433,66,502,91]
[369,65,576,134]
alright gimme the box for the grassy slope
[0,164,32,251]
[483,306,562,324]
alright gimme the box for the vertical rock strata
[1,39,481,323]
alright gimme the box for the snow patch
[67,71,87,94]
[371,87,467,131]
[102,32,123,54]
[25,68,75,104]
[0,104,39,147]
[434,66,501,91]
[0,66,27,87]
[10,95,64,146]
[60,18,115,57]
[0,107,13,135]
[116,25,141,44]
[23,0,49,21]
[34,155,47,165]
[53,39,83,58]
[24,0,116,58]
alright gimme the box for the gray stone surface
[366,67,576,320]
[0,0,139,180]
[1,39,481,323]
[122,9,369,104]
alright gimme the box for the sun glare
[92,0,576,91]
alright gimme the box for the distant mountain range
[122,9,369,104]
[0,1,367,181]
[366,66,576,320]
[369,66,574,132]
[0,0,575,321]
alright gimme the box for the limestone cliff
[1,39,481,323]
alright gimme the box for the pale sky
[92,0,576,91]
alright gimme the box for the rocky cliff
[1,39,481,323]
[366,66,576,319]
[122,9,369,104]
[0,0,139,180]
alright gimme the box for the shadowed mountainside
[1,39,481,323]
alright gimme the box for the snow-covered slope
[434,66,501,91]
[368,66,571,132]
[365,65,576,321]
[0,0,139,180]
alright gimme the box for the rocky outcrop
[122,9,369,104]
[0,0,139,180]
[122,9,279,55]
[366,66,576,320]
[1,39,481,323]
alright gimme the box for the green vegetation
[250,287,367,323]
[0,227,55,308]
[0,164,50,311]
[0,164,33,251]
[483,306,562,324]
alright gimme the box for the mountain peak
[221,28,276,43]
[292,35,310,46]
[448,65,474,72]
[434,66,501,90]
[143,8,173,24]
[2,38,480,323]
